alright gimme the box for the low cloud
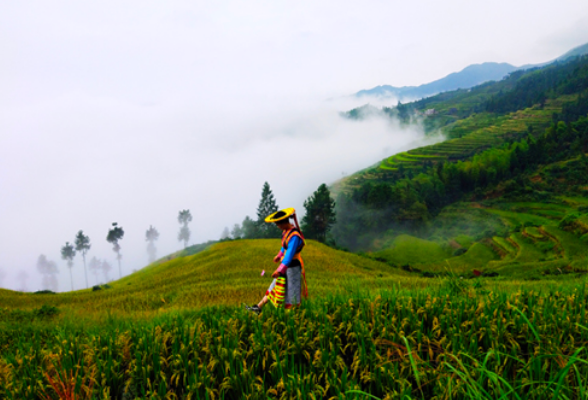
[0,92,437,292]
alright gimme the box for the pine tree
[88,257,102,285]
[106,222,124,278]
[301,183,336,243]
[60,242,76,291]
[220,226,230,240]
[178,210,192,248]
[74,230,91,289]
[256,182,280,238]
[231,223,243,239]
[36,255,59,292]
[145,225,160,263]
[241,216,260,239]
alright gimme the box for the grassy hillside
[0,239,421,316]
[2,240,588,399]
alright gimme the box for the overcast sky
[1,1,587,292]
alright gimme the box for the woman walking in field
[245,208,307,314]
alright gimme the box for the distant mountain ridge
[356,42,588,101]
[356,62,518,100]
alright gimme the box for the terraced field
[380,103,558,171]
[372,196,588,279]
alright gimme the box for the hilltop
[0,239,418,315]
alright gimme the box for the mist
[0,91,439,292]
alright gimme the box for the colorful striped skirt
[266,265,302,309]
[266,277,286,308]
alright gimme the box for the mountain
[356,62,517,100]
[335,54,588,256]
[556,42,588,62]
[356,42,588,101]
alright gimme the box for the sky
[1,0,588,291]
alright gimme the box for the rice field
[2,281,588,399]
[377,99,565,173]
[3,237,588,398]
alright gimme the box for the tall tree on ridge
[36,255,59,292]
[231,223,243,239]
[17,270,29,292]
[145,225,160,263]
[60,242,76,291]
[88,256,102,285]
[241,216,259,239]
[101,260,112,283]
[256,182,280,238]
[74,230,91,289]
[106,222,125,279]
[220,226,230,240]
[301,183,337,243]
[178,209,192,248]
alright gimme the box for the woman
[245,208,307,314]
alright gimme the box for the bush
[453,248,467,256]
[34,305,59,318]
[559,213,580,229]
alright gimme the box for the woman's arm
[275,236,301,275]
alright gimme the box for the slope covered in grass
[373,234,451,266]
[0,239,420,316]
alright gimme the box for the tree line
[18,209,197,293]
[12,180,339,293]
[222,182,337,244]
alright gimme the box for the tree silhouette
[231,223,243,239]
[17,270,29,292]
[177,210,192,248]
[36,255,59,292]
[60,242,76,291]
[88,256,102,285]
[241,216,259,239]
[220,226,230,240]
[74,230,91,289]
[256,182,280,238]
[145,225,160,263]
[101,260,112,282]
[301,183,337,243]
[106,222,125,279]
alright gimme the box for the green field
[2,239,588,399]
[372,235,451,266]
[378,102,561,172]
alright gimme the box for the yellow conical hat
[265,208,295,223]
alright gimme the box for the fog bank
[0,92,439,292]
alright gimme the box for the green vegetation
[2,274,588,398]
[5,51,588,400]
[372,234,451,266]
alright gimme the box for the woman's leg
[257,295,269,309]
[246,279,275,313]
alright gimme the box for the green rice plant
[3,242,588,398]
